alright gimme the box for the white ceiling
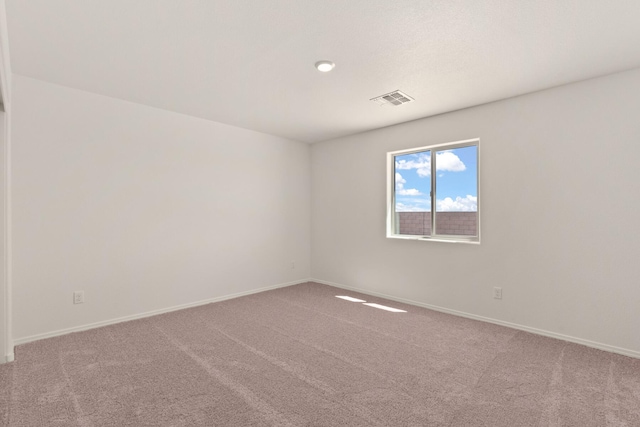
[6,0,640,143]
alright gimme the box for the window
[387,138,479,243]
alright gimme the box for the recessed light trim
[315,60,335,72]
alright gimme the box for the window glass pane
[434,146,477,236]
[394,150,431,235]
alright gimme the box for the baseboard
[1,352,13,364]
[311,278,640,360]
[14,279,310,347]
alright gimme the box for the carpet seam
[5,282,639,426]
[194,308,388,427]
[447,329,523,427]
[6,362,14,427]
[60,334,95,427]
[151,321,299,427]
[535,343,567,426]
[261,293,435,352]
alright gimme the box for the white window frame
[387,138,480,244]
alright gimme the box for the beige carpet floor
[0,282,639,426]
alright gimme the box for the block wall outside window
[397,212,477,236]
[388,138,479,243]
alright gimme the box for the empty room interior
[1,1,640,426]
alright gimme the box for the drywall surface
[0,0,12,362]
[12,75,311,341]
[311,68,640,355]
[0,112,6,361]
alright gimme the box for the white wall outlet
[493,287,502,299]
[73,291,84,304]
[291,261,295,269]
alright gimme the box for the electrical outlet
[73,291,84,304]
[291,261,295,269]
[493,287,502,300]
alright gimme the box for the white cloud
[395,196,430,212]
[395,151,465,178]
[398,188,421,196]
[436,151,466,172]
[395,202,425,212]
[416,167,431,178]
[395,172,422,196]
[436,195,477,212]
[396,153,431,177]
[395,155,429,171]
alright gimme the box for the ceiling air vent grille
[370,90,414,106]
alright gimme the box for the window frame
[387,138,480,244]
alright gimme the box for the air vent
[370,90,414,106]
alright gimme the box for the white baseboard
[14,277,638,361]
[1,352,13,364]
[14,279,310,347]
[311,278,640,360]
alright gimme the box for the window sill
[387,235,480,245]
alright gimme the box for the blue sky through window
[395,146,477,212]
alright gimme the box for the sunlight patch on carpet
[363,303,406,313]
[335,295,367,303]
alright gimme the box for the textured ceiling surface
[6,0,640,143]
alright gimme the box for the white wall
[0,0,12,363]
[11,75,311,342]
[311,68,640,356]
[10,68,640,357]
[0,112,6,361]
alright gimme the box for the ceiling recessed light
[315,60,335,72]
